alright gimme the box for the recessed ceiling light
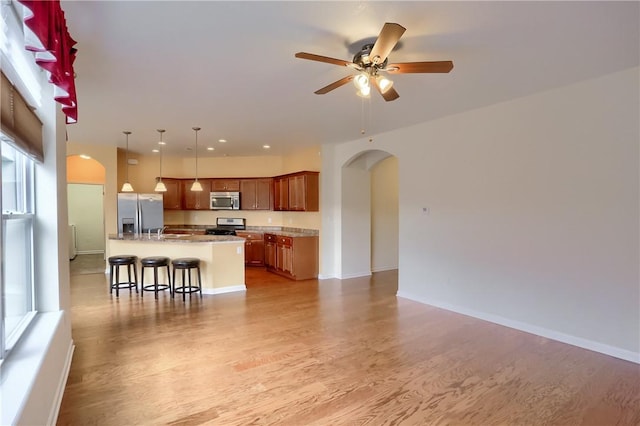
[152,149,159,153]
[262,145,270,149]
[79,154,91,159]
[207,147,215,151]
[158,141,166,145]
[218,139,227,143]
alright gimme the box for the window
[1,138,36,357]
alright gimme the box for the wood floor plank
[57,267,640,425]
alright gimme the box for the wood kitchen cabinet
[265,233,318,280]
[273,171,319,211]
[265,234,277,269]
[236,231,265,266]
[182,179,211,210]
[211,179,240,191]
[161,178,183,210]
[273,176,289,211]
[240,178,273,210]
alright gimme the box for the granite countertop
[108,233,244,243]
[163,225,319,238]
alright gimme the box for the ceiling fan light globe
[357,86,371,98]
[353,73,370,91]
[376,75,394,93]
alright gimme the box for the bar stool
[171,258,202,301]
[108,255,138,297]
[140,256,172,299]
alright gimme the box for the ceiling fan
[295,23,453,101]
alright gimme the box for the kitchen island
[108,234,246,294]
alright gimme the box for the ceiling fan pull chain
[360,95,366,135]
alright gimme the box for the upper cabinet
[274,176,289,211]
[274,171,319,212]
[211,179,240,192]
[240,178,273,210]
[182,179,211,210]
[156,172,318,211]
[161,178,183,210]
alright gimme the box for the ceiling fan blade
[369,23,406,65]
[314,75,354,94]
[295,52,352,67]
[386,61,454,74]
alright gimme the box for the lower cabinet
[265,235,277,269]
[236,232,265,266]
[265,233,318,280]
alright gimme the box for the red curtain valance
[18,0,78,124]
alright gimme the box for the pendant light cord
[193,127,201,181]
[158,129,164,181]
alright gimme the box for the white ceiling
[61,1,639,157]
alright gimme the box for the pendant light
[154,129,167,192]
[121,131,134,192]
[190,126,203,192]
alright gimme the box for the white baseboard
[371,265,398,273]
[339,271,372,279]
[397,290,640,364]
[202,285,246,295]
[48,341,75,426]
[76,250,105,255]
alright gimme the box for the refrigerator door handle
[136,199,141,235]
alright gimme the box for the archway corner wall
[66,142,118,241]
[320,141,398,280]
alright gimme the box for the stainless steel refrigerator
[117,193,164,235]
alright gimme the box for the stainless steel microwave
[210,191,240,210]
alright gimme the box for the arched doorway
[66,155,106,264]
[339,149,398,278]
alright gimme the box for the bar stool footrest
[174,286,201,294]
[112,282,137,290]
[142,284,171,292]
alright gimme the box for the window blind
[1,71,43,162]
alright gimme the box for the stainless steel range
[205,217,246,236]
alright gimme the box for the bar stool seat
[108,255,138,297]
[172,257,202,301]
[140,256,171,299]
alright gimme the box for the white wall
[371,156,399,272]
[340,160,372,278]
[68,183,104,253]
[321,67,639,362]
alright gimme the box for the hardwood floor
[57,268,639,425]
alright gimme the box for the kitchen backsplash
[164,209,321,230]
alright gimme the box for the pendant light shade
[190,126,203,192]
[121,131,134,192]
[154,129,167,192]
